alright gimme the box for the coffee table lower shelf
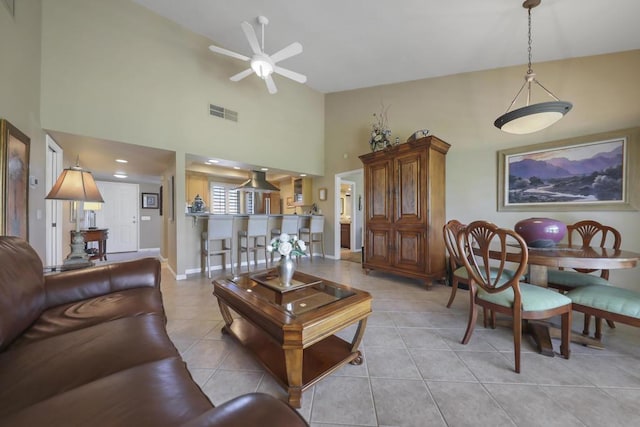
[224,318,362,407]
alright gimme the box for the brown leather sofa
[0,236,308,427]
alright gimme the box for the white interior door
[45,135,63,266]
[95,181,139,253]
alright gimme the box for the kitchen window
[210,183,253,214]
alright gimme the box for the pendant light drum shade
[494,101,572,134]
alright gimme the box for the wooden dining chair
[443,220,468,308]
[443,220,516,309]
[547,220,621,334]
[458,220,572,373]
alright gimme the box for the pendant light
[494,0,572,134]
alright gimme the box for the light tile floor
[155,256,640,427]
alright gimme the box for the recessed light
[113,173,128,179]
[300,174,307,177]
[233,166,241,170]
[261,167,268,171]
[208,159,219,163]
[115,159,128,163]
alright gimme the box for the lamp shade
[494,101,573,134]
[45,167,104,202]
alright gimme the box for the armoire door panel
[394,229,424,272]
[366,228,391,265]
[395,153,422,224]
[367,160,392,222]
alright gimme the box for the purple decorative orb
[514,217,567,248]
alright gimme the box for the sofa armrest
[181,393,309,427]
[43,258,161,308]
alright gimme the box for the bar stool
[299,215,325,261]
[237,215,269,273]
[201,216,234,278]
[270,216,301,264]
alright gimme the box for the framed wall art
[497,127,639,212]
[318,187,327,201]
[141,192,159,209]
[1,119,30,239]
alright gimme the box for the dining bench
[566,285,640,340]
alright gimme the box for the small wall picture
[318,187,327,201]
[142,192,159,209]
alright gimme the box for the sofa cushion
[0,237,45,351]
[1,356,214,427]
[43,257,161,308]
[13,286,165,345]
[0,314,179,418]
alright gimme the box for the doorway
[45,135,63,266]
[95,181,139,253]
[334,169,363,261]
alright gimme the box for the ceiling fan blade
[274,66,307,84]
[241,21,262,54]
[208,45,250,62]
[230,68,254,82]
[270,42,303,64]
[265,75,278,94]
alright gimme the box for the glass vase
[277,254,296,286]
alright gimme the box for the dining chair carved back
[443,219,517,310]
[443,220,468,308]
[547,220,622,334]
[457,220,572,373]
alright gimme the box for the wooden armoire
[359,136,450,286]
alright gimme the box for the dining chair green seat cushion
[453,266,516,281]
[477,283,571,312]
[547,270,611,288]
[566,285,640,319]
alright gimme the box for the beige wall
[38,0,324,274]
[0,0,48,258]
[325,50,640,288]
[39,0,324,175]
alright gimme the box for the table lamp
[46,161,104,269]
[83,201,102,229]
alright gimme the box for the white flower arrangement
[267,233,307,258]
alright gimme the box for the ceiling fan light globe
[251,58,273,78]
[494,101,572,134]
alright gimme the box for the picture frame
[159,185,163,216]
[318,187,327,201]
[1,119,30,239]
[497,127,639,212]
[286,196,294,209]
[141,192,159,209]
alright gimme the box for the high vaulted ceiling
[132,0,640,93]
[50,0,640,183]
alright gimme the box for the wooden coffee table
[213,270,372,408]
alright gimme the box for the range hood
[234,170,280,193]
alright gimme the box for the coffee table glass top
[221,270,356,316]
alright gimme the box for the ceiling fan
[208,16,307,94]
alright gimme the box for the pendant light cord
[527,7,533,75]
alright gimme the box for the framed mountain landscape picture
[498,128,639,211]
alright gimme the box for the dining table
[524,244,640,356]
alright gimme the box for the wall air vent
[209,104,238,122]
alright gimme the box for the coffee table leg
[349,318,368,365]
[217,300,234,331]
[283,348,303,408]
